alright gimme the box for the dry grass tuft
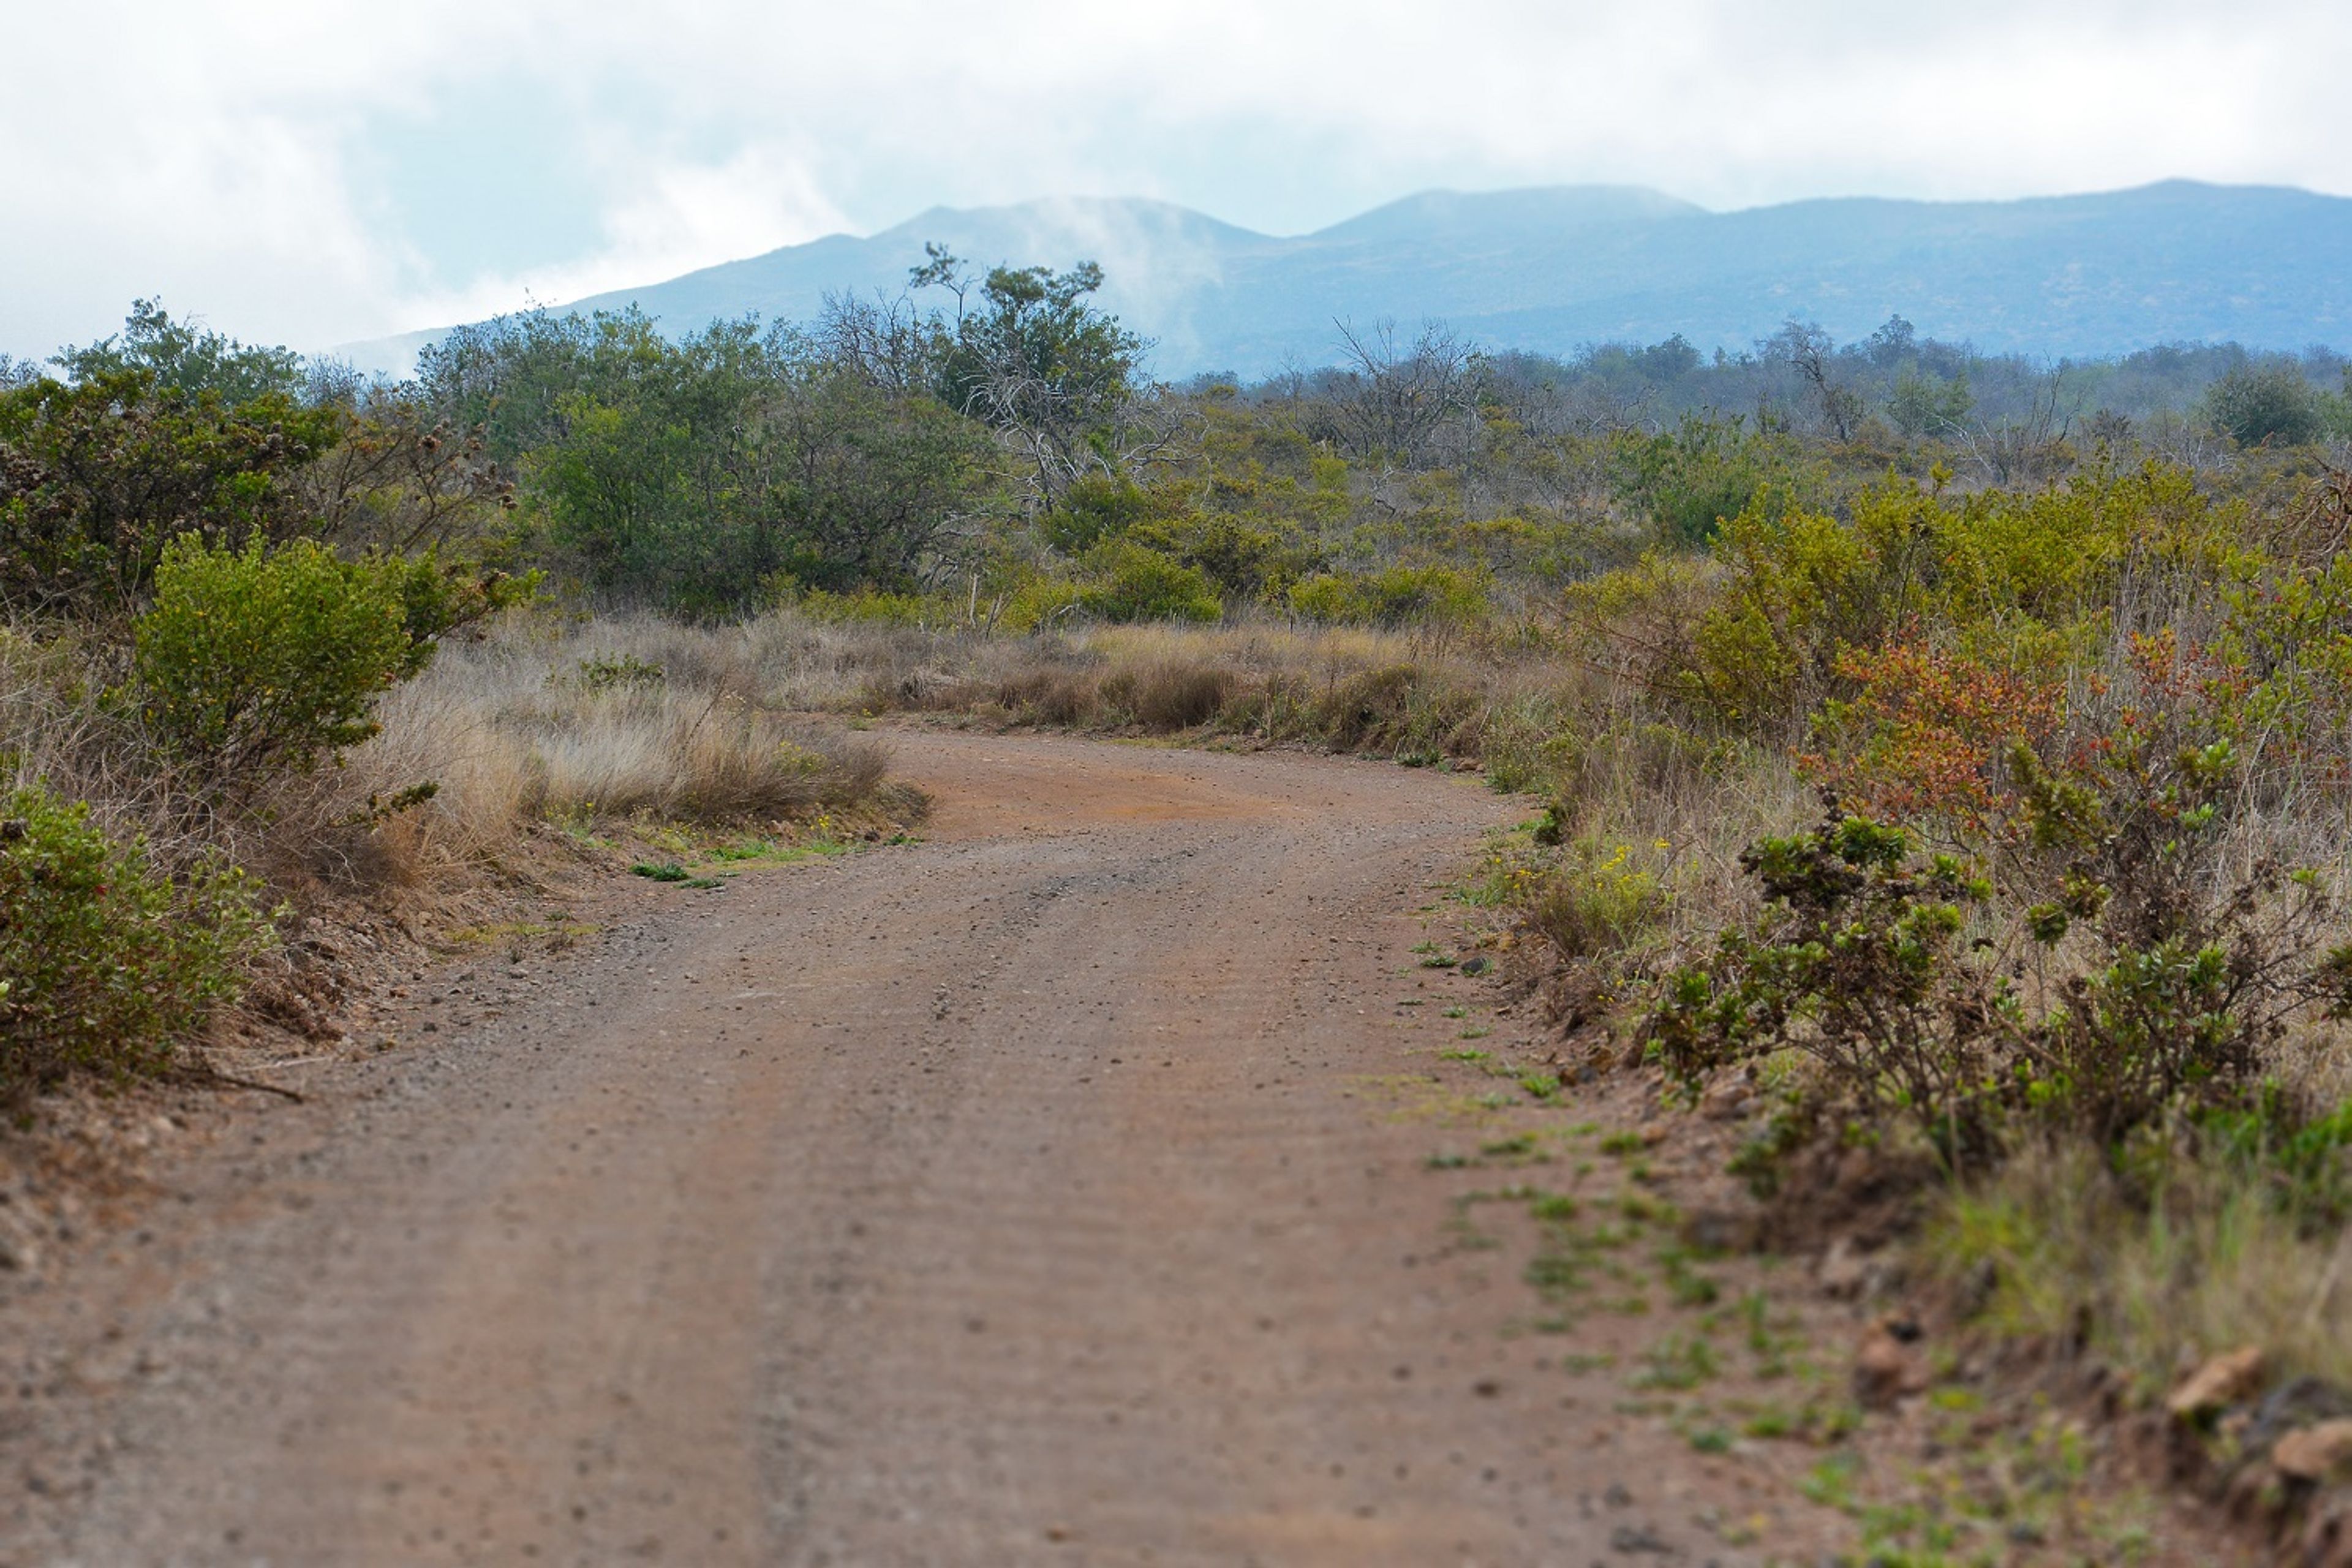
[3,610,922,916]
[325,617,910,878]
[1929,1139,2352,1392]
[1102,659,1233,732]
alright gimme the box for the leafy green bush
[1645,805,2011,1166]
[130,533,415,780]
[1040,475,1152,554]
[2202,364,2328,448]
[794,584,948,626]
[1609,412,1807,547]
[1649,717,2344,1182]
[1286,564,1489,628]
[0,367,342,616]
[0,783,273,1102]
[1074,540,1222,623]
[1128,510,1304,603]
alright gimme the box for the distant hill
[338,181,2352,380]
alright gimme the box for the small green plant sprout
[1442,1005,1470,1019]
[1686,1425,1735,1454]
[630,861,690,883]
[1660,1250,1722,1308]
[1527,1192,1580,1224]
[1633,1332,1721,1390]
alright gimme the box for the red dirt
[0,730,2204,1565]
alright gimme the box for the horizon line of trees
[6,262,2352,627]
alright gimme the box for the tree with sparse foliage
[920,249,1151,508]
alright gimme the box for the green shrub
[1529,837,1670,962]
[2202,364,2327,448]
[130,533,414,779]
[0,783,273,1102]
[0,367,342,615]
[1285,564,1488,628]
[1075,540,1222,624]
[1286,573,1358,624]
[795,585,947,626]
[1608,412,1807,547]
[1039,475,1153,554]
[1648,722,2343,1180]
[1645,806,2011,1166]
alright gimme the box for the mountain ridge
[337,179,2352,379]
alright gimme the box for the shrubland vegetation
[7,257,2352,1453]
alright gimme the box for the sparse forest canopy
[7,282,2352,633]
[7,274,2351,639]
[392,286,2352,623]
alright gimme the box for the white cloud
[3,0,2345,356]
[395,143,853,331]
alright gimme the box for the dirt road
[10,731,1774,1566]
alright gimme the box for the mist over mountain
[341,181,2352,379]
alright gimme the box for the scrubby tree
[1329,318,1480,471]
[1888,368,1975,439]
[764,369,995,590]
[1763,318,1863,442]
[53,298,307,408]
[0,367,343,615]
[920,250,1151,507]
[2204,363,2327,447]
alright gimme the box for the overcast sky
[2,0,2343,359]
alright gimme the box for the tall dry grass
[1930,1142,2352,1392]
[1,611,917,911]
[317,614,907,892]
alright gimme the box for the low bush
[1649,720,2346,1182]
[1287,564,1489,629]
[0,782,274,1103]
[130,533,416,782]
[1528,837,1670,963]
[1075,540,1223,624]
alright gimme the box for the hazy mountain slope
[337,181,2352,378]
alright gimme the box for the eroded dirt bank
[6,731,1831,1566]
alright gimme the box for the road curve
[26,731,1731,1567]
